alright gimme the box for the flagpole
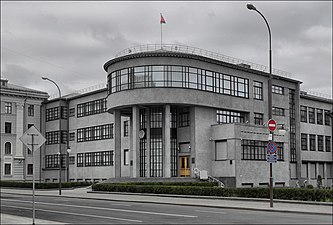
[160,13,163,49]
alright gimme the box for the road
[1,192,332,224]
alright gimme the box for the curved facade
[104,50,304,187]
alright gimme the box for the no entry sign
[267,119,277,132]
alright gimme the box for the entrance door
[180,156,190,177]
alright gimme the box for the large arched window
[5,142,11,155]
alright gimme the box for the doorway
[180,156,190,177]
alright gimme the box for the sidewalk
[1,213,65,225]
[1,187,332,224]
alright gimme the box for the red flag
[160,14,166,24]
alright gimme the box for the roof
[1,80,49,99]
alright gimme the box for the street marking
[195,210,227,214]
[2,204,142,223]
[3,199,197,218]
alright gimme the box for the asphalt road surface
[1,193,332,224]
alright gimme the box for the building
[1,78,49,181]
[2,44,332,187]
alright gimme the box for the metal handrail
[193,167,225,188]
[115,44,292,78]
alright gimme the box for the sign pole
[28,133,37,225]
[267,119,277,208]
[19,126,46,225]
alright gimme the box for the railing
[115,44,292,78]
[208,175,225,188]
[193,168,225,188]
[300,89,332,100]
[48,83,106,100]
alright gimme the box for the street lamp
[42,76,62,195]
[67,146,71,182]
[247,3,274,208]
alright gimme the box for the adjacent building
[1,78,49,181]
[1,45,332,187]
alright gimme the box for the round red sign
[267,119,277,132]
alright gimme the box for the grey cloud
[1,1,332,97]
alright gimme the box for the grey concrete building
[3,45,332,188]
[0,78,48,181]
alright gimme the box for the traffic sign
[267,119,277,132]
[20,126,46,151]
[267,153,277,163]
[267,141,277,154]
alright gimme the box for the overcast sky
[1,1,332,98]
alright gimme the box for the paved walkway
[1,187,332,224]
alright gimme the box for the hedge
[92,183,333,202]
[0,180,91,189]
[104,182,217,187]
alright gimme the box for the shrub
[92,183,333,202]
[0,180,91,189]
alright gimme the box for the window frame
[5,102,12,114]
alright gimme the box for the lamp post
[42,76,62,195]
[247,3,274,208]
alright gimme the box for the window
[46,107,59,121]
[215,140,227,160]
[45,154,65,168]
[27,164,33,175]
[325,136,331,152]
[289,89,297,163]
[272,107,285,116]
[253,81,263,100]
[77,153,84,167]
[5,122,12,133]
[77,124,113,142]
[309,134,316,151]
[124,121,129,137]
[217,109,245,124]
[4,164,11,175]
[69,132,75,141]
[69,156,75,165]
[46,131,67,145]
[272,85,284,95]
[301,134,308,150]
[179,107,189,127]
[317,109,323,125]
[324,110,331,126]
[308,107,315,124]
[28,124,34,129]
[108,65,249,98]
[69,108,75,117]
[5,142,11,154]
[5,102,12,114]
[254,113,263,125]
[28,104,34,116]
[300,106,307,122]
[318,135,324,151]
[77,151,113,167]
[242,140,284,160]
[124,149,129,165]
[77,98,107,117]
[150,107,163,177]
